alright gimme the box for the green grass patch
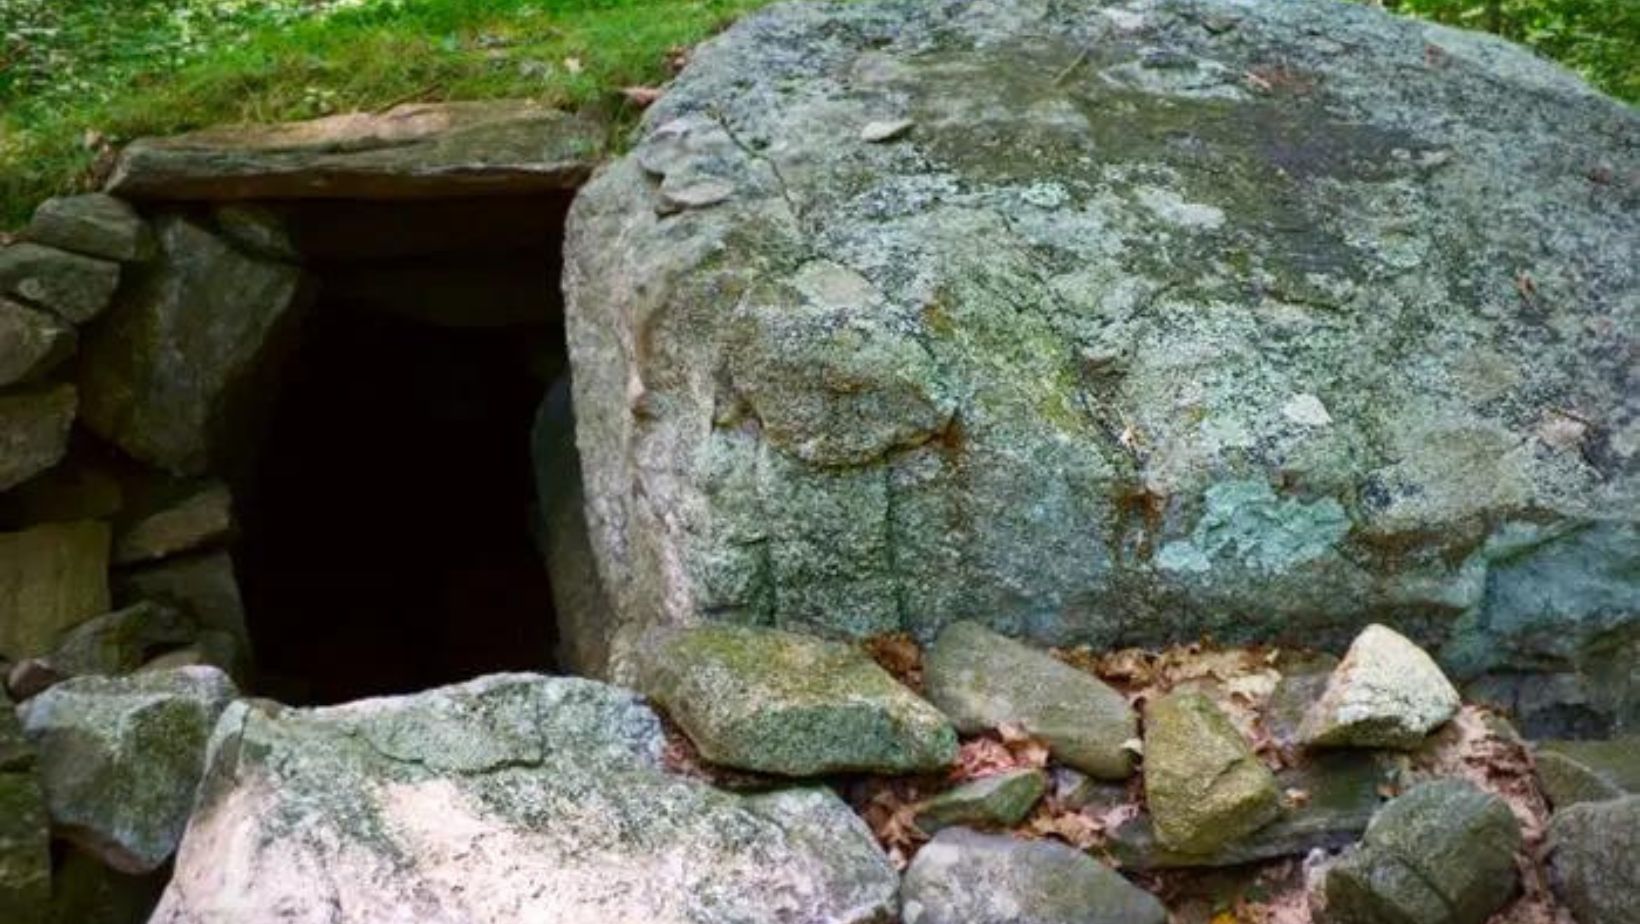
[1,0,1635,228]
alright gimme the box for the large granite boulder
[149,674,899,923]
[79,215,305,475]
[23,194,154,263]
[18,667,237,873]
[1548,795,1640,924]
[900,827,1165,924]
[558,0,1640,709]
[0,519,111,661]
[639,624,955,775]
[0,243,120,324]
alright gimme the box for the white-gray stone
[1301,624,1460,748]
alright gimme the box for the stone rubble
[1301,624,1462,749]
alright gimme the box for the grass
[1,0,1635,228]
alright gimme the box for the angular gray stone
[149,674,899,923]
[46,602,199,678]
[0,243,120,325]
[113,551,249,646]
[109,102,604,200]
[1323,779,1521,924]
[1302,624,1461,749]
[0,519,111,662]
[1111,751,1391,869]
[639,624,955,775]
[1144,690,1281,854]
[0,385,76,492]
[0,689,49,924]
[1548,795,1640,924]
[925,621,1135,779]
[900,827,1166,924]
[560,0,1640,707]
[79,215,305,475]
[0,300,74,387]
[19,667,236,873]
[1535,737,1640,808]
[24,195,154,263]
[112,482,233,565]
[914,768,1046,834]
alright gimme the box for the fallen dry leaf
[862,633,924,692]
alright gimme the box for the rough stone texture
[1548,795,1640,924]
[925,621,1135,778]
[913,768,1046,833]
[1535,737,1640,808]
[0,243,121,325]
[113,551,250,657]
[1323,779,1521,924]
[899,827,1166,924]
[79,214,306,475]
[0,385,76,492]
[0,519,111,661]
[1112,751,1390,869]
[19,667,237,873]
[1302,624,1462,748]
[1144,690,1281,854]
[560,0,1640,711]
[0,689,50,924]
[46,602,199,678]
[0,300,74,387]
[109,102,604,200]
[112,482,233,565]
[24,194,154,263]
[149,674,899,924]
[639,624,955,775]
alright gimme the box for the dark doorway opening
[232,195,568,705]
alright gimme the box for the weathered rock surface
[0,519,111,661]
[112,482,233,565]
[1535,737,1640,808]
[1322,779,1520,924]
[913,768,1046,833]
[47,847,166,924]
[1144,690,1281,854]
[1113,751,1390,869]
[24,194,154,263]
[149,674,899,924]
[925,621,1135,778]
[900,827,1166,924]
[1548,795,1640,924]
[0,689,50,924]
[1302,624,1461,748]
[0,243,120,324]
[80,215,305,475]
[46,602,199,678]
[109,102,604,200]
[0,300,74,387]
[560,0,1640,709]
[0,385,76,492]
[113,552,250,665]
[639,624,955,775]
[19,667,237,873]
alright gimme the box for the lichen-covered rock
[900,827,1165,924]
[24,195,154,263]
[0,689,50,924]
[1322,779,1521,924]
[19,666,237,873]
[925,621,1135,779]
[1548,795,1640,924]
[149,674,899,924]
[0,385,76,492]
[639,624,955,775]
[112,482,233,565]
[108,102,604,200]
[0,300,74,387]
[1535,737,1640,808]
[1113,751,1391,869]
[0,519,110,661]
[913,768,1046,833]
[0,243,120,324]
[46,602,199,678]
[79,215,305,475]
[112,551,248,645]
[1302,624,1461,748]
[559,0,1640,709]
[1144,690,1281,854]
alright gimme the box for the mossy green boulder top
[638,624,956,776]
[559,0,1639,728]
[1143,690,1281,855]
